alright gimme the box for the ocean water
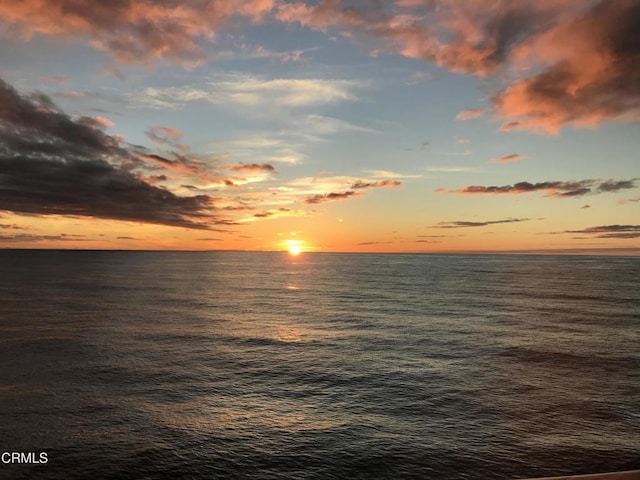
[0,250,638,480]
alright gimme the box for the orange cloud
[492,1,640,133]
[456,109,486,120]
[0,0,275,65]
[94,116,115,128]
[275,0,640,133]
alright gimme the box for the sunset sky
[0,0,638,253]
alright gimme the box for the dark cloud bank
[0,78,222,230]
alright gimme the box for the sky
[0,0,638,253]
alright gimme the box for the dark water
[1,250,639,480]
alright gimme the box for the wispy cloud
[433,218,529,229]
[131,76,361,110]
[436,179,638,197]
[240,207,307,222]
[456,109,487,120]
[365,169,422,179]
[209,135,306,165]
[41,76,69,84]
[304,191,360,204]
[145,126,187,151]
[563,225,640,239]
[350,180,401,190]
[355,241,392,246]
[489,154,526,164]
[0,233,91,243]
[301,114,376,135]
[222,163,276,173]
[300,176,402,205]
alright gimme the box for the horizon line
[1,247,639,257]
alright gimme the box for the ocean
[1,250,638,480]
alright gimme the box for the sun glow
[283,239,304,256]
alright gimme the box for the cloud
[131,76,360,110]
[146,125,183,142]
[239,207,306,222]
[355,241,392,246]
[350,180,401,190]
[94,116,115,127]
[598,179,637,192]
[253,207,303,218]
[223,163,276,173]
[301,114,375,134]
[436,178,638,197]
[304,191,359,204]
[55,91,86,99]
[133,150,208,179]
[0,0,276,65]
[41,76,69,84]
[0,78,224,230]
[564,225,640,239]
[581,205,590,209]
[275,1,640,133]
[492,1,640,133]
[365,169,422,179]
[456,109,487,120]
[0,233,89,243]
[0,223,25,230]
[9,2,635,133]
[489,153,526,164]
[286,174,403,206]
[433,218,529,229]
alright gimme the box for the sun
[283,239,304,256]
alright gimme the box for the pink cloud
[145,126,188,152]
[488,153,526,164]
[456,109,486,120]
[94,116,114,128]
[0,0,275,65]
[275,0,640,133]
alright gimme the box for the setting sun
[283,239,304,255]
